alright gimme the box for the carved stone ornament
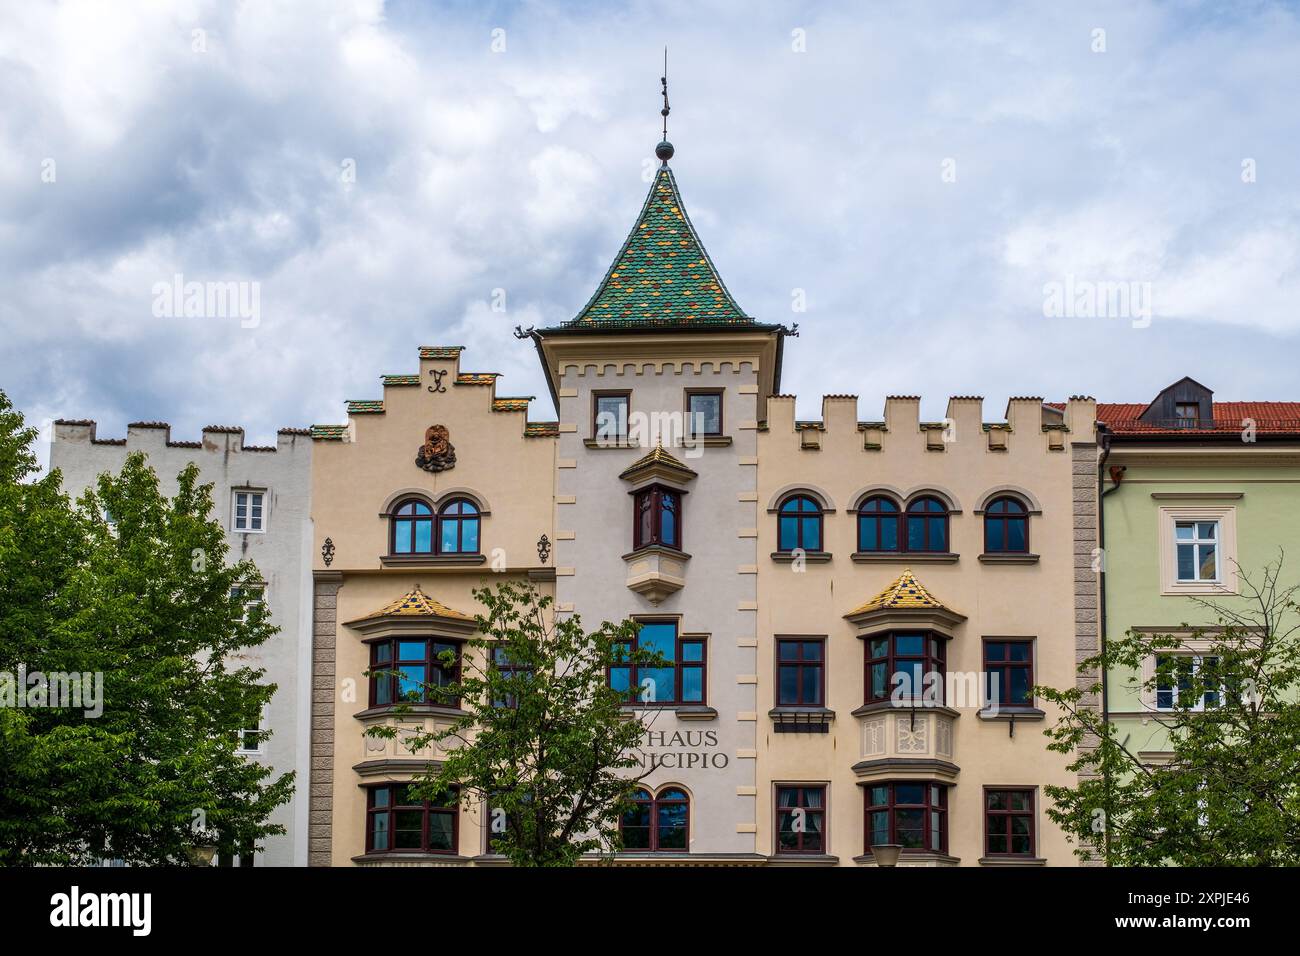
[415,424,456,473]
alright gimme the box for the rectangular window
[776,638,825,707]
[230,584,265,623]
[983,639,1034,708]
[985,789,1035,857]
[1155,654,1222,711]
[1175,520,1219,582]
[491,646,534,709]
[232,489,266,532]
[686,390,723,437]
[775,785,826,855]
[369,638,462,708]
[235,703,265,755]
[865,632,945,704]
[609,621,705,706]
[366,783,457,855]
[1174,402,1200,426]
[593,391,630,442]
[865,782,947,854]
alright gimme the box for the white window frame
[230,583,266,623]
[235,702,267,755]
[1157,506,1237,595]
[232,489,267,533]
[1144,648,1223,712]
[1174,520,1219,583]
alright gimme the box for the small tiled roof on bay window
[350,585,474,623]
[847,569,961,617]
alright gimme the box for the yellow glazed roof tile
[849,568,953,615]
[356,584,474,622]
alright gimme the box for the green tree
[0,391,293,865]
[366,580,664,866]
[1040,556,1300,865]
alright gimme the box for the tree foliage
[0,391,293,865]
[1040,556,1300,865]
[367,580,664,866]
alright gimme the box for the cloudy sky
[4,0,1299,464]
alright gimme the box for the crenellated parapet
[53,419,312,454]
[761,393,1099,455]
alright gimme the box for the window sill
[766,853,839,866]
[380,554,486,567]
[622,543,692,562]
[978,856,1048,867]
[353,703,466,721]
[621,703,716,720]
[770,551,832,563]
[769,707,834,733]
[852,700,961,719]
[352,852,468,865]
[691,435,731,447]
[583,438,639,449]
[853,851,961,867]
[977,707,1045,722]
[978,553,1040,565]
[850,551,959,564]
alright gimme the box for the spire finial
[656,47,674,165]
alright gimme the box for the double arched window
[391,497,481,556]
[777,495,823,552]
[984,496,1029,553]
[856,495,949,553]
[620,786,689,852]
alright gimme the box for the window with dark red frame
[776,785,826,855]
[857,496,901,552]
[985,789,1034,857]
[365,783,457,854]
[865,782,947,853]
[905,497,949,552]
[983,639,1034,708]
[777,494,823,552]
[369,638,461,707]
[776,638,825,707]
[633,483,682,551]
[984,497,1029,553]
[620,786,689,851]
[609,621,705,705]
[390,497,480,555]
[865,632,946,704]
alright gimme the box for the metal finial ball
[655,140,675,162]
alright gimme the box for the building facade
[305,346,556,866]
[44,139,1300,868]
[753,393,1099,865]
[50,419,314,867]
[1098,378,1300,760]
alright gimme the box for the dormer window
[1174,402,1200,427]
[634,484,681,551]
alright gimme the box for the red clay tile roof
[1096,402,1300,435]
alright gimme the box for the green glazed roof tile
[346,400,384,414]
[311,425,348,440]
[382,374,420,386]
[564,166,753,329]
[420,346,465,359]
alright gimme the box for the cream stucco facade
[754,394,1099,865]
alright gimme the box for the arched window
[857,496,901,552]
[391,499,434,554]
[621,786,689,852]
[984,497,1028,553]
[778,495,823,552]
[905,497,948,553]
[437,498,480,554]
